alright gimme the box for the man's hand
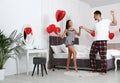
[111,10,115,16]
[110,10,117,26]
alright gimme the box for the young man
[80,10,117,75]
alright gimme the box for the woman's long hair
[66,20,71,36]
[66,20,71,29]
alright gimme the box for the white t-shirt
[93,19,111,41]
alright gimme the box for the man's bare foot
[101,72,106,75]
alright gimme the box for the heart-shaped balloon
[109,32,115,40]
[24,27,32,35]
[90,32,95,37]
[54,27,61,34]
[46,24,56,34]
[119,28,120,32]
[46,27,51,34]
[56,10,66,22]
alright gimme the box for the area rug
[64,71,99,77]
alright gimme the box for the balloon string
[57,36,58,45]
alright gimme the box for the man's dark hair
[94,10,102,16]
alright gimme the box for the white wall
[0,0,91,75]
[91,3,120,43]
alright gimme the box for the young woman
[58,20,81,72]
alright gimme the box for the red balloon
[46,27,51,34]
[56,10,66,22]
[24,27,32,35]
[46,24,56,34]
[109,32,115,40]
[54,27,61,34]
[119,28,120,32]
[49,24,56,32]
[91,32,95,37]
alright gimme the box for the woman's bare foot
[75,70,78,72]
[75,67,78,72]
[66,67,70,71]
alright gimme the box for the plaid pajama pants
[90,40,107,73]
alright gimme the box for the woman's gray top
[65,30,75,47]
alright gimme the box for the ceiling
[80,0,120,7]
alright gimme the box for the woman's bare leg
[73,51,78,72]
[69,46,78,72]
[66,47,72,71]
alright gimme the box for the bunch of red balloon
[46,10,66,34]
[90,31,115,40]
[46,24,61,34]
